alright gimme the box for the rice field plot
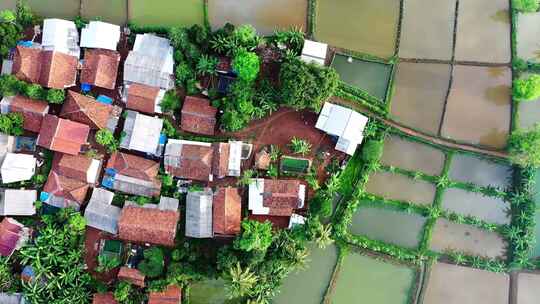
[129,0,204,27]
[517,73,540,130]
[448,153,512,189]
[331,54,392,102]
[273,244,338,304]
[81,0,127,25]
[429,218,507,259]
[516,12,540,63]
[330,252,416,304]
[441,65,511,149]
[26,0,80,19]
[389,62,451,135]
[380,135,446,176]
[441,188,510,225]
[189,279,240,304]
[349,203,427,249]
[515,272,540,304]
[422,262,509,304]
[399,0,456,60]
[454,0,511,63]
[315,0,400,58]
[365,171,436,206]
[208,0,307,36]
[0,0,16,10]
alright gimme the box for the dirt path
[332,97,509,159]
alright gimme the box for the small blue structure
[17,41,33,47]
[81,83,92,93]
[39,191,50,202]
[97,95,113,105]
[159,134,167,145]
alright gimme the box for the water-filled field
[81,0,127,25]
[365,171,436,205]
[129,0,204,27]
[26,0,80,19]
[441,188,510,225]
[517,12,540,63]
[448,154,511,188]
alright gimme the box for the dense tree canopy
[514,74,540,101]
[513,0,540,13]
[509,124,540,167]
[232,50,260,83]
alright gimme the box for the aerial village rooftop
[1,0,540,303]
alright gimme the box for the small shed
[0,153,36,184]
[0,189,37,216]
[185,189,213,238]
[120,110,164,156]
[301,40,328,66]
[80,21,121,51]
[118,267,145,287]
[84,188,121,234]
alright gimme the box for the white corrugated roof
[80,21,121,50]
[127,112,163,154]
[302,40,328,60]
[0,153,36,184]
[42,18,80,58]
[248,178,269,215]
[0,189,37,216]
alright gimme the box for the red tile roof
[213,187,241,236]
[0,218,23,257]
[9,95,49,133]
[118,267,145,288]
[60,90,114,129]
[12,46,42,83]
[126,83,160,114]
[37,114,90,155]
[80,49,120,90]
[107,152,160,183]
[118,206,180,247]
[262,179,302,209]
[43,170,90,206]
[180,96,217,135]
[165,144,213,181]
[148,285,182,304]
[255,149,271,170]
[92,293,118,304]
[52,152,95,183]
[211,142,229,178]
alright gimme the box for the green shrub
[289,137,312,156]
[137,247,165,278]
[0,10,23,59]
[196,54,219,76]
[513,0,540,12]
[95,129,118,153]
[513,74,540,101]
[0,112,23,135]
[509,124,540,167]
[232,50,260,83]
[159,89,181,113]
[95,254,121,273]
[233,220,273,252]
[46,89,65,104]
[360,139,384,163]
[24,83,45,100]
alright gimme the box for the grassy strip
[339,81,385,106]
[384,58,399,112]
[307,0,317,39]
[203,0,210,30]
[127,22,169,35]
[334,86,387,117]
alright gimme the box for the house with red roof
[42,170,90,210]
[37,114,90,155]
[213,187,242,236]
[0,217,30,257]
[148,285,182,304]
[103,152,162,197]
[117,267,146,288]
[60,90,120,131]
[92,292,117,304]
[164,139,214,182]
[0,95,49,133]
[52,152,102,185]
[180,96,217,136]
[123,83,165,114]
[80,49,120,90]
[248,179,306,217]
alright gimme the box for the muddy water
[316,0,399,58]
[441,188,510,225]
[81,0,127,25]
[273,244,337,304]
[390,62,451,135]
[189,279,241,304]
[430,218,507,258]
[26,0,80,19]
[516,273,540,304]
[129,0,204,27]
[332,253,415,304]
[365,171,436,206]
[455,0,510,63]
[380,135,445,176]
[331,54,391,101]
[0,0,16,10]
[423,262,509,304]
[399,0,455,60]
[517,12,540,63]
[350,204,427,249]
[448,154,511,188]
[208,0,307,36]
[441,65,511,149]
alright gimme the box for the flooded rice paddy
[380,135,446,176]
[441,65,511,149]
[441,188,510,225]
[516,273,540,304]
[350,204,427,249]
[422,262,509,304]
[454,0,511,63]
[399,0,455,60]
[365,171,436,206]
[331,54,392,101]
[517,73,540,130]
[331,253,415,304]
[208,0,307,36]
[430,218,507,259]
[517,12,540,63]
[189,279,240,304]
[448,154,511,188]
[315,0,399,58]
[26,0,80,19]
[129,0,204,27]
[390,62,451,135]
[273,244,338,304]
[81,0,127,25]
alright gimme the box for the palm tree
[289,137,312,156]
[314,224,333,249]
[237,169,255,187]
[225,263,258,299]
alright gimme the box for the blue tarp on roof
[105,168,117,176]
[97,95,113,105]
[159,134,167,144]
[17,41,33,47]
[102,176,114,189]
[39,191,50,202]
[81,83,91,92]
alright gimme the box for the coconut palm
[289,137,311,156]
[224,263,258,299]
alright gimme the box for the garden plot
[129,0,204,27]
[422,262,509,304]
[517,12,540,63]
[516,272,540,304]
[454,0,511,63]
[441,65,511,149]
[189,279,240,304]
[448,154,511,188]
[390,62,451,135]
[315,0,400,58]
[331,54,392,101]
[26,0,80,19]
[365,171,436,206]
[441,188,510,225]
[399,0,455,60]
[430,218,507,258]
[380,135,446,176]
[331,253,416,304]
[81,0,127,25]
[273,244,337,304]
[208,0,307,36]
[350,204,427,249]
